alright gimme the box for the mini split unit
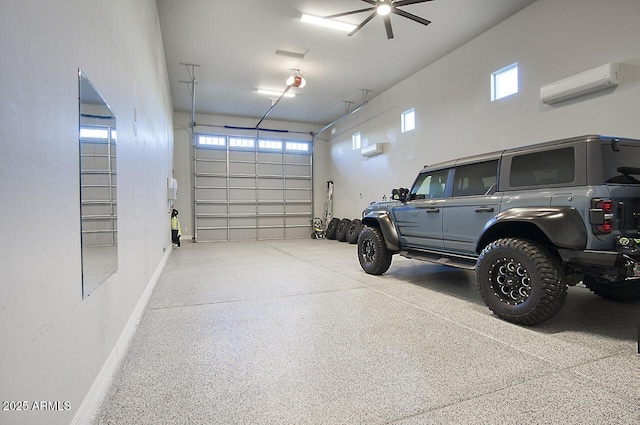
[540,62,620,104]
[361,143,383,157]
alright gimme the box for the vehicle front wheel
[357,226,392,275]
[583,276,640,302]
[476,238,567,325]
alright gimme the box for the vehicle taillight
[595,199,613,213]
[590,198,614,234]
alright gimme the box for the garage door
[194,131,313,242]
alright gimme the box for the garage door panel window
[197,135,226,147]
[229,137,255,149]
[258,139,283,150]
[286,142,310,152]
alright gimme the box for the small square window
[401,108,415,133]
[352,132,361,150]
[492,63,519,101]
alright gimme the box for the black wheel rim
[362,238,376,264]
[488,257,532,305]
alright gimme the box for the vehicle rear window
[602,143,640,184]
[509,147,575,187]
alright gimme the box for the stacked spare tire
[325,217,363,244]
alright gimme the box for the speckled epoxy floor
[93,239,639,424]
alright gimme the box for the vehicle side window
[452,160,498,197]
[509,147,575,187]
[411,169,449,200]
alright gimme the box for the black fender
[476,207,587,252]
[361,211,401,252]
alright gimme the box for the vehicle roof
[419,134,637,172]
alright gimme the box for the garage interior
[1,1,639,425]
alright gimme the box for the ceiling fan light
[377,4,391,16]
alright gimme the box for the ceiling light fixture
[286,69,306,88]
[300,13,357,33]
[257,89,295,98]
[376,3,392,16]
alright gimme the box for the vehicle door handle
[475,207,494,213]
[425,208,440,213]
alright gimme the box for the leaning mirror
[79,69,118,298]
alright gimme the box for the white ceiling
[157,0,537,126]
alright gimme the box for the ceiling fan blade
[361,0,378,4]
[383,15,394,39]
[393,8,431,26]
[348,11,377,36]
[325,7,375,19]
[393,0,433,7]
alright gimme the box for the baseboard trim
[70,249,171,425]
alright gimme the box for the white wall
[172,112,325,240]
[327,0,640,219]
[0,1,173,424]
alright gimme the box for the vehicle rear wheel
[583,276,640,302]
[326,218,339,240]
[476,238,567,325]
[336,218,352,242]
[357,226,392,275]
[346,219,363,244]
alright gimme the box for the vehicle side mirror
[392,187,410,202]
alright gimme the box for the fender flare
[477,206,587,252]
[361,211,401,252]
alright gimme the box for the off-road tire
[358,226,392,275]
[583,276,640,302]
[336,218,352,242]
[476,238,567,325]
[346,219,363,244]
[326,218,339,240]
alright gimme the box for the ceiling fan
[325,0,434,39]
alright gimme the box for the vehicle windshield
[602,142,640,184]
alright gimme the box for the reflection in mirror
[79,69,118,298]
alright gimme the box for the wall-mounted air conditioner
[361,143,383,157]
[540,62,620,105]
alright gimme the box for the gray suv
[357,135,640,324]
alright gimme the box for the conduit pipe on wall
[312,101,369,137]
